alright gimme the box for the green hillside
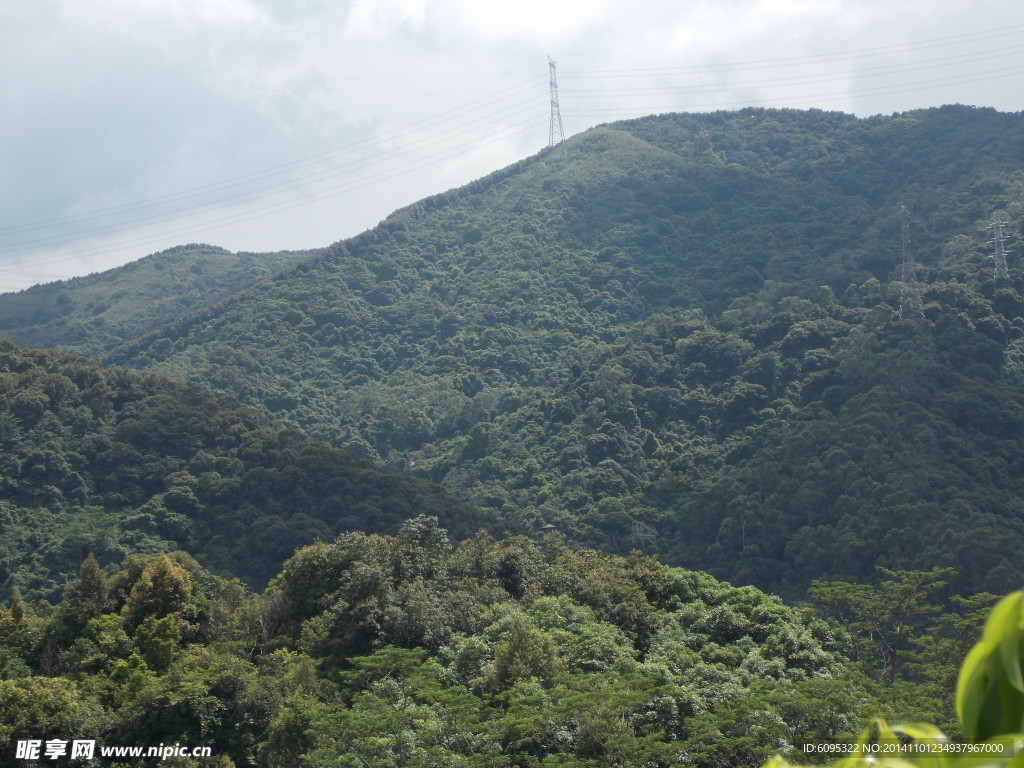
[0,341,483,600]
[0,244,309,359]
[2,105,1023,768]
[7,105,1024,597]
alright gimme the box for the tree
[133,615,182,672]
[763,589,1024,768]
[392,515,451,582]
[809,567,955,682]
[310,647,478,768]
[478,614,564,693]
[57,553,107,635]
[9,589,25,624]
[0,678,105,768]
[122,554,193,631]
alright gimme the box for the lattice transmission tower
[899,204,925,321]
[548,56,566,152]
[987,210,1011,278]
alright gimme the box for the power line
[561,63,1024,116]
[17,21,1018,248]
[5,20,1024,288]
[561,45,1024,97]
[558,22,1024,120]
[0,75,548,241]
[1,94,547,255]
[3,115,549,272]
[560,23,1024,77]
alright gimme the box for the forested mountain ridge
[0,341,483,600]
[6,105,1024,597]
[0,244,310,359]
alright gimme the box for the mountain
[4,105,1024,597]
[0,244,309,359]
[0,340,484,600]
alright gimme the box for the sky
[1,0,1023,293]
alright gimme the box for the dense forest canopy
[0,521,989,767]
[4,106,1017,596]
[0,341,483,601]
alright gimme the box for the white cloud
[1,0,1023,291]
[431,0,611,44]
[60,0,271,36]
[344,0,428,39]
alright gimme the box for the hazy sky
[2,0,1023,292]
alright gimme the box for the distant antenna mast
[548,56,566,151]
[899,204,925,321]
[987,210,1011,278]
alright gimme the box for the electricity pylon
[548,56,566,154]
[899,204,925,321]
[987,210,1011,278]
